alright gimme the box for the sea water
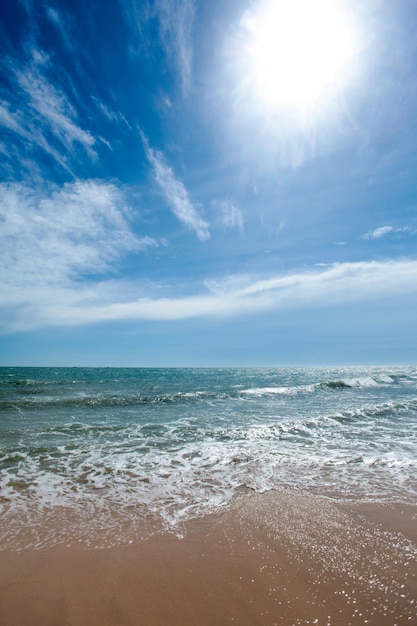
[1,366,416,548]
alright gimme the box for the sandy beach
[1,492,416,626]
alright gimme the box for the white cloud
[0,103,22,134]
[45,6,74,51]
[124,0,194,96]
[91,96,130,129]
[142,135,210,241]
[215,199,244,232]
[361,225,412,240]
[2,257,417,333]
[0,180,155,301]
[16,64,95,155]
[362,225,393,239]
[1,50,96,173]
[155,0,195,96]
[204,274,254,295]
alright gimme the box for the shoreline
[1,491,416,625]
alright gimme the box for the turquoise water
[1,366,416,547]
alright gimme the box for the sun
[241,0,359,111]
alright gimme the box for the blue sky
[1,0,417,366]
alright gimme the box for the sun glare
[242,0,359,111]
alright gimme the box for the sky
[1,0,417,366]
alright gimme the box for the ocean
[1,366,416,549]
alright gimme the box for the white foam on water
[1,408,417,549]
[1,365,417,548]
[242,386,298,396]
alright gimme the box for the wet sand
[0,492,416,625]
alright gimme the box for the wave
[0,379,41,387]
[0,375,412,412]
[13,395,409,447]
[320,374,396,389]
[0,390,219,411]
[241,386,299,396]
[2,366,416,418]
[241,375,396,397]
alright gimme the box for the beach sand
[0,492,416,625]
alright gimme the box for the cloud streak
[361,225,417,240]
[123,0,195,96]
[2,257,417,332]
[45,5,75,52]
[142,134,210,241]
[18,67,95,151]
[155,0,195,96]
[0,49,96,175]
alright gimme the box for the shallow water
[1,366,416,547]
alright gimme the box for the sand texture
[0,492,416,625]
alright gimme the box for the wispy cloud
[214,198,244,232]
[124,0,195,96]
[2,257,417,333]
[45,5,74,52]
[0,49,96,175]
[142,134,210,241]
[0,103,22,134]
[155,0,195,96]
[0,180,155,306]
[91,96,130,129]
[16,60,95,154]
[361,225,411,240]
